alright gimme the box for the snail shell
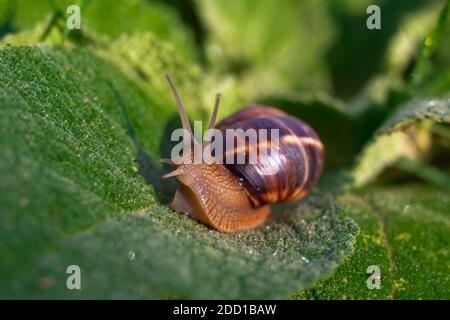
[216,105,324,207]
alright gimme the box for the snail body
[162,76,323,232]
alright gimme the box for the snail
[161,75,324,232]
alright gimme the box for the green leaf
[324,0,442,99]
[393,157,450,189]
[384,2,443,84]
[0,45,357,298]
[196,0,335,99]
[348,1,450,188]
[3,202,357,299]
[96,32,205,119]
[294,184,450,299]
[351,96,450,187]
[407,0,450,94]
[0,0,195,60]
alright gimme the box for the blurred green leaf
[351,96,450,187]
[408,0,450,96]
[393,157,450,189]
[196,0,335,99]
[325,0,442,99]
[0,0,196,60]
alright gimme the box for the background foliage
[0,0,449,299]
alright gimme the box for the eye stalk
[208,93,221,130]
[164,74,192,135]
[162,74,222,176]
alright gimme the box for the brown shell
[215,105,324,207]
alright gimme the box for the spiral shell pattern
[215,105,324,207]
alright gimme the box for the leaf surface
[0,45,357,299]
[295,184,450,299]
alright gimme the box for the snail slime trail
[162,75,324,232]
